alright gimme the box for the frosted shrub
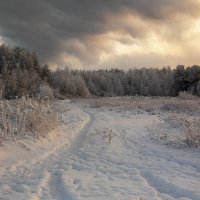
[150,113,200,149]
[39,84,54,99]
[181,117,200,148]
[0,96,57,140]
[178,91,197,100]
[85,96,200,115]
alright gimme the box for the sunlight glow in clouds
[1,0,200,69]
[190,19,200,34]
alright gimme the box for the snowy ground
[0,99,200,200]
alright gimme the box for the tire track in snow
[140,170,200,200]
[48,171,78,200]
[122,127,200,181]
[30,171,51,200]
[2,102,200,200]
[67,108,95,154]
[0,104,94,200]
[33,108,94,200]
[46,108,95,200]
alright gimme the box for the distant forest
[0,44,200,99]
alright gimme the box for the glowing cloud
[0,0,200,69]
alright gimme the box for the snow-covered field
[0,99,200,200]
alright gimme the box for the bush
[0,96,57,140]
[178,91,197,100]
[38,84,54,99]
[181,117,200,148]
[51,69,90,97]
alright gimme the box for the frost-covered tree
[51,68,90,97]
[0,45,52,99]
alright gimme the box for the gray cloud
[0,0,199,68]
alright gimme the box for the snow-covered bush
[51,69,90,97]
[148,111,200,149]
[0,96,57,140]
[178,91,197,100]
[180,117,200,148]
[39,84,54,99]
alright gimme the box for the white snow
[0,100,200,200]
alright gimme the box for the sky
[0,0,200,69]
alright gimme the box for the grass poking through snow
[0,96,57,141]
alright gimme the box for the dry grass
[180,117,200,148]
[149,114,200,149]
[87,96,200,114]
[91,128,116,144]
[178,91,199,100]
[86,96,200,148]
[0,96,57,141]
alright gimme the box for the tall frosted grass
[180,117,200,148]
[0,96,57,141]
[87,96,200,148]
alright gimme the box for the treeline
[0,44,200,99]
[0,45,89,99]
[77,68,175,96]
[76,65,200,97]
[0,44,52,99]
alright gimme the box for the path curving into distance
[0,101,200,200]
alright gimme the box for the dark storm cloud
[0,0,199,67]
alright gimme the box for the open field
[80,96,200,149]
[0,97,200,200]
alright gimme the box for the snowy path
[0,102,200,200]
